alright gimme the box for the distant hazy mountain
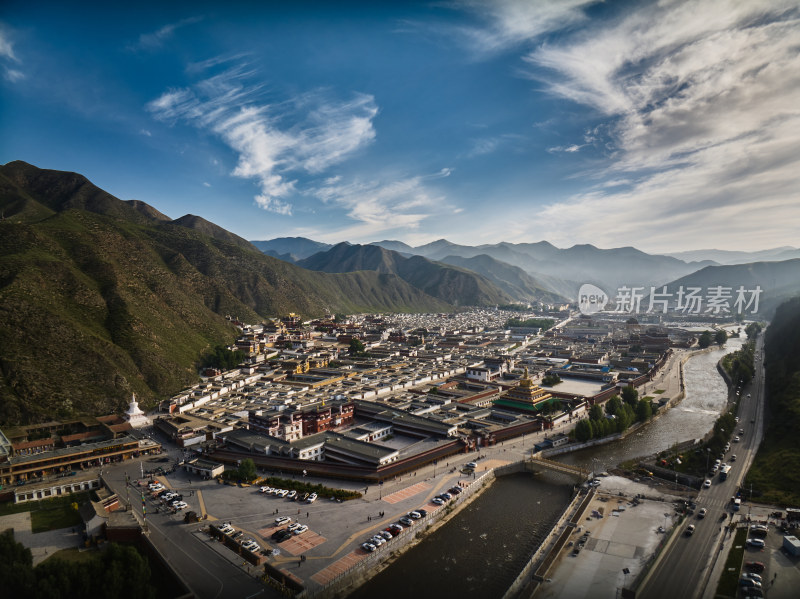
[0,161,451,424]
[666,247,800,265]
[372,239,711,299]
[250,237,332,261]
[369,239,415,255]
[298,242,515,306]
[437,254,568,304]
[658,259,800,316]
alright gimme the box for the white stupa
[124,393,151,428]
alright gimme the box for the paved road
[102,467,272,599]
[640,332,766,599]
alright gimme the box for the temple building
[492,368,558,415]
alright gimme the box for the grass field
[716,526,747,597]
[0,492,90,533]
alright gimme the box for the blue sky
[2,0,799,253]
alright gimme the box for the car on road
[466,462,477,469]
[731,454,737,461]
[747,538,765,547]
[275,515,292,525]
[734,436,740,442]
[698,508,707,518]
[685,525,696,536]
[294,525,308,535]
[361,542,376,552]
[703,479,712,488]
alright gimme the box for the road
[102,457,272,599]
[639,332,765,599]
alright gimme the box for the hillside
[657,259,800,316]
[0,161,450,424]
[436,254,568,304]
[371,238,709,298]
[745,296,800,506]
[297,242,514,306]
[250,237,332,261]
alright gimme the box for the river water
[347,470,575,599]
[554,337,744,472]
[347,339,743,597]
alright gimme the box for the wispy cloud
[453,0,598,54]
[310,172,449,242]
[464,0,800,251]
[0,23,23,83]
[146,66,378,215]
[129,16,203,52]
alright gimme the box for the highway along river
[348,338,743,598]
[347,470,575,599]
[555,336,744,472]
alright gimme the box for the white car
[370,535,385,546]
[307,493,317,503]
[293,524,308,535]
[703,479,712,488]
[260,486,272,493]
[275,515,292,526]
[287,522,302,531]
[432,497,445,505]
[172,501,188,510]
[466,462,477,469]
[242,540,260,552]
[277,489,289,498]
[287,490,297,500]
[747,538,765,547]
[361,542,376,552]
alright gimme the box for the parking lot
[134,451,492,593]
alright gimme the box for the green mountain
[436,254,568,304]
[298,242,513,306]
[657,259,800,316]
[0,161,450,424]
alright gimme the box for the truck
[719,463,732,480]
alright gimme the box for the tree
[715,330,728,345]
[621,385,638,408]
[605,395,622,416]
[698,331,713,348]
[575,419,593,442]
[348,338,366,355]
[637,398,653,421]
[238,458,257,482]
[589,404,604,421]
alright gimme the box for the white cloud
[140,129,152,137]
[310,174,448,241]
[454,0,599,53]
[508,0,800,251]
[130,16,203,51]
[1,24,23,83]
[4,67,23,82]
[146,67,379,215]
[202,182,211,187]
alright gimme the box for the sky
[1,0,799,254]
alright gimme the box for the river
[554,336,744,472]
[347,470,575,599]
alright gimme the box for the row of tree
[698,329,728,348]
[574,386,652,442]
[0,532,155,599]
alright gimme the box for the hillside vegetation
[745,296,800,506]
[0,161,450,424]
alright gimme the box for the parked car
[307,493,317,503]
[399,517,413,526]
[370,535,385,546]
[276,530,294,542]
[294,525,308,535]
[172,501,188,510]
[416,509,428,517]
[275,515,292,525]
[739,578,762,588]
[388,524,403,533]
[466,462,477,469]
[408,511,422,519]
[703,480,712,488]
[271,528,288,540]
[361,542,377,552]
[379,530,392,540]
[287,522,301,531]
[260,486,272,493]
[745,561,765,572]
[287,490,297,500]
[432,497,445,505]
[747,538,765,547]
[750,524,768,534]
[742,572,763,583]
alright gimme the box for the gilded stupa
[492,367,555,413]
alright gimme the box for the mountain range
[2,160,799,426]
[0,161,452,424]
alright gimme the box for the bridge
[526,455,590,480]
